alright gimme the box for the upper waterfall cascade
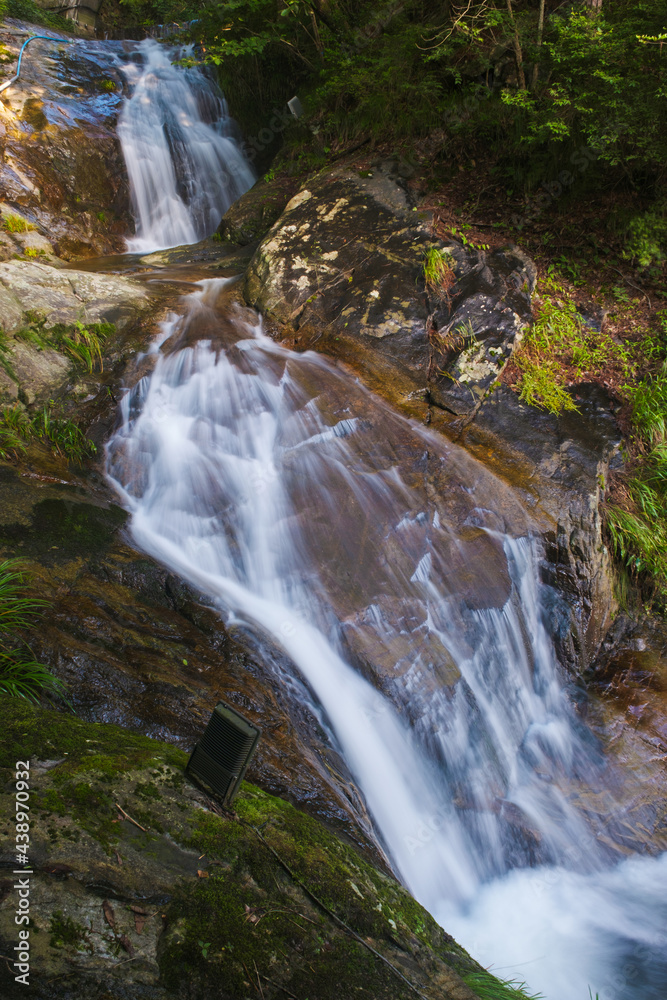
[101,48,667,1000]
[118,39,254,252]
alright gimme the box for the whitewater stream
[101,38,667,1000]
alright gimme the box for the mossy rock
[0,698,504,999]
[217,176,300,246]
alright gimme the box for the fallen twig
[260,975,298,999]
[115,802,148,832]
[242,960,260,996]
[242,820,430,1000]
[253,959,264,999]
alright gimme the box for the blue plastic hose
[0,34,74,96]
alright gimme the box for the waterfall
[107,283,667,1000]
[117,39,254,252]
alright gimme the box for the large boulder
[244,164,535,417]
[0,259,150,406]
[0,698,492,1000]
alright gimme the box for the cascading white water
[107,283,667,1000]
[117,40,254,251]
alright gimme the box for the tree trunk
[531,0,546,89]
[505,0,526,90]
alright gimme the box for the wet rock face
[466,382,622,667]
[217,175,300,246]
[583,615,667,855]
[0,464,382,858]
[0,699,486,1000]
[0,27,131,260]
[244,166,620,667]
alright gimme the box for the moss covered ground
[0,696,542,999]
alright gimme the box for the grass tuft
[32,404,97,462]
[0,559,65,704]
[2,213,34,234]
[0,404,32,460]
[462,968,544,999]
[0,402,96,463]
[424,246,456,301]
[50,320,110,374]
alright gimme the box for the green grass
[462,968,544,999]
[0,402,97,463]
[0,328,16,383]
[0,559,65,703]
[606,445,667,595]
[0,403,32,459]
[32,404,97,462]
[423,246,456,299]
[515,281,634,415]
[2,213,33,234]
[602,316,667,600]
[516,356,579,414]
[50,320,110,374]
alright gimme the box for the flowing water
[98,41,667,1000]
[118,39,254,251]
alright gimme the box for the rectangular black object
[186,701,261,806]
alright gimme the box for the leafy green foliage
[623,203,667,270]
[0,402,97,463]
[4,0,72,30]
[515,283,633,414]
[0,559,65,703]
[499,3,667,182]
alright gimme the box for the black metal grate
[186,702,261,806]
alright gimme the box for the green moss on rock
[0,697,529,999]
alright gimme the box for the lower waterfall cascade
[107,281,667,1000]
